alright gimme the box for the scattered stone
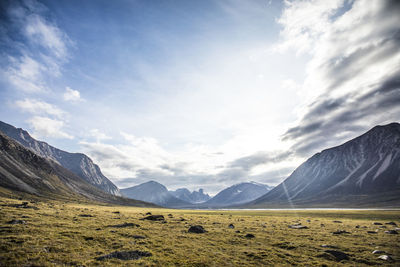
[373,222,382,225]
[379,225,387,228]
[378,255,394,262]
[384,230,398,234]
[245,233,255,238]
[79,214,94,217]
[288,224,308,229]
[107,223,140,228]
[180,218,186,221]
[321,244,339,249]
[168,214,173,218]
[145,212,152,215]
[306,220,311,222]
[385,222,397,226]
[96,250,152,261]
[320,224,325,227]
[21,215,30,218]
[84,237,94,241]
[235,230,241,233]
[228,224,235,229]
[372,250,385,254]
[188,225,206,233]
[355,225,360,228]
[132,235,146,239]
[367,231,378,234]
[112,211,120,214]
[333,221,342,223]
[332,230,350,235]
[140,215,165,221]
[323,250,349,261]
[7,219,26,225]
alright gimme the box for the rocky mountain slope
[169,188,211,203]
[251,123,400,207]
[121,181,191,208]
[0,121,120,196]
[202,182,273,207]
[0,132,154,206]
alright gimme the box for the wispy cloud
[278,0,400,156]
[15,98,65,118]
[28,116,73,139]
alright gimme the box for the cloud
[89,129,111,142]
[228,151,292,171]
[1,0,72,93]
[63,87,83,102]
[28,116,73,139]
[277,0,400,156]
[5,55,47,93]
[15,98,65,118]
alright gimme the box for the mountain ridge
[0,121,120,196]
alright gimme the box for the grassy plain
[0,195,399,266]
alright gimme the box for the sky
[0,0,399,195]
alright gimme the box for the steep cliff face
[253,123,400,206]
[0,121,120,196]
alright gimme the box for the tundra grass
[0,196,399,266]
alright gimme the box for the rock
[306,220,311,222]
[188,225,206,233]
[107,223,140,228]
[79,214,94,217]
[333,221,342,223]
[323,250,349,261]
[321,244,339,249]
[367,231,378,234]
[385,222,397,226]
[373,222,382,225]
[355,225,360,228]
[132,235,145,239]
[112,211,120,214]
[332,230,350,235]
[140,215,165,221]
[180,218,186,221]
[288,224,308,229]
[145,212,152,215]
[378,255,394,262]
[168,214,173,218]
[235,230,241,233]
[228,224,235,229]
[96,250,152,261]
[372,250,385,254]
[7,219,26,224]
[384,230,398,234]
[245,233,255,238]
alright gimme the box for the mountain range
[251,123,400,207]
[0,131,153,206]
[0,121,120,196]
[169,188,211,203]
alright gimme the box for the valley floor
[0,196,399,266]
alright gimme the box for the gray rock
[7,219,26,224]
[228,224,235,229]
[188,225,206,233]
[373,222,382,225]
[372,250,385,254]
[332,230,350,235]
[384,230,398,234]
[323,250,349,261]
[385,222,397,226]
[107,223,140,228]
[245,233,255,238]
[378,255,394,262]
[288,224,308,229]
[140,215,165,221]
[96,250,152,261]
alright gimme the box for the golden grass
[0,196,399,266]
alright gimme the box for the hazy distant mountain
[0,131,153,206]
[169,188,211,203]
[203,182,273,207]
[251,123,400,207]
[0,121,120,196]
[121,181,190,208]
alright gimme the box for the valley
[0,192,399,266]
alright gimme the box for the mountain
[121,181,191,208]
[203,182,273,207]
[169,188,211,203]
[0,131,154,206]
[251,123,400,207]
[0,121,120,196]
